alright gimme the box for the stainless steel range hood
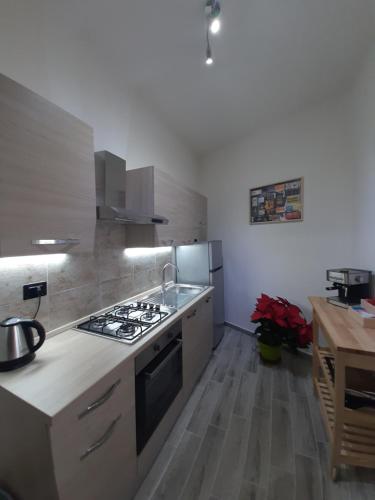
[95,151,168,225]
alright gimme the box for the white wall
[0,0,199,190]
[201,95,356,331]
[352,44,375,276]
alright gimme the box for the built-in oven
[135,319,183,454]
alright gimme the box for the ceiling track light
[204,0,221,66]
[205,0,221,35]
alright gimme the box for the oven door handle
[144,340,182,381]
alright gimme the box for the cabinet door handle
[78,379,121,419]
[187,309,197,319]
[206,297,212,303]
[80,414,122,461]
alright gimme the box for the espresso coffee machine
[326,268,372,308]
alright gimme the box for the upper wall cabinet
[126,166,207,247]
[0,74,96,257]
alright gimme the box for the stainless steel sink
[168,284,205,295]
[143,284,207,309]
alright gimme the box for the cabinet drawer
[50,360,136,492]
[53,410,136,500]
[58,359,133,426]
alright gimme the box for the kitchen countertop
[0,285,214,419]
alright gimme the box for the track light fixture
[204,1,221,66]
[205,0,221,35]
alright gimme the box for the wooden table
[309,296,375,480]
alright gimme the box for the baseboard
[225,321,255,336]
[225,321,312,356]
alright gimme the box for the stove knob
[149,303,154,310]
[142,303,148,309]
[137,301,142,308]
[153,343,160,352]
[155,305,161,312]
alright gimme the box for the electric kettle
[0,317,46,371]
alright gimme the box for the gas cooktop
[76,300,175,344]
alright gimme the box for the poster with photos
[250,178,304,224]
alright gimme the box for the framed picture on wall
[250,177,304,225]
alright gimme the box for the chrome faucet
[161,262,179,294]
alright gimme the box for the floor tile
[187,380,221,436]
[243,406,271,486]
[180,425,226,500]
[254,363,272,411]
[270,399,294,472]
[295,454,323,500]
[233,371,257,418]
[212,415,248,500]
[151,431,201,500]
[210,375,240,429]
[271,363,289,402]
[291,393,317,458]
[238,481,266,500]
[266,466,295,500]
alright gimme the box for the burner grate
[76,300,174,344]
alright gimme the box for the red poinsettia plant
[251,294,312,350]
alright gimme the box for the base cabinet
[52,412,136,500]
[182,294,213,397]
[0,294,214,500]
[0,359,137,500]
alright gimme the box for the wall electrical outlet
[23,281,47,300]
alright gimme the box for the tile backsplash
[0,222,173,332]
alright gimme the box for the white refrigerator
[175,241,225,348]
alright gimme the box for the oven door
[136,336,183,454]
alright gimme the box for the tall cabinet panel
[0,73,96,256]
[126,166,207,247]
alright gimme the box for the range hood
[95,151,168,225]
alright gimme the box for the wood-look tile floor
[134,328,375,500]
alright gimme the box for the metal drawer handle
[80,414,122,461]
[145,340,182,381]
[187,309,197,319]
[78,379,121,419]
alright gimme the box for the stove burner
[91,316,108,326]
[117,323,137,335]
[143,311,156,321]
[113,306,131,317]
[77,299,174,344]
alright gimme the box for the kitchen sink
[143,284,207,309]
[168,284,205,295]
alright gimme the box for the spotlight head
[205,44,213,65]
[210,17,221,34]
[206,1,221,34]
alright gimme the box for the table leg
[331,353,345,481]
[312,311,319,395]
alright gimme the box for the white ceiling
[58,0,375,155]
